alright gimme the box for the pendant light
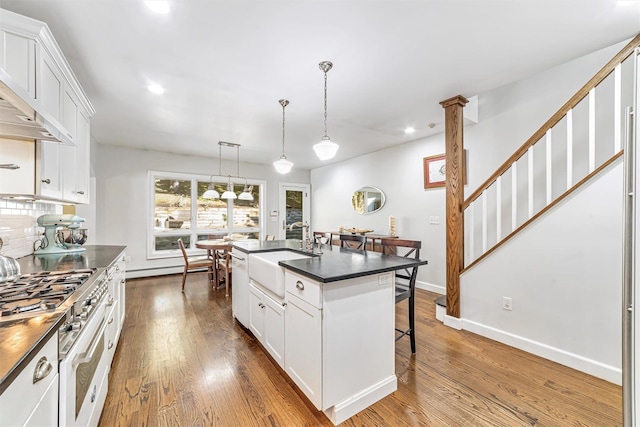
[313,61,339,161]
[221,177,237,200]
[238,178,254,200]
[273,99,293,174]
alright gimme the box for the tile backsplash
[0,199,61,258]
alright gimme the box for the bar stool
[381,238,421,354]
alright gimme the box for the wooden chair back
[178,238,214,291]
[340,234,367,250]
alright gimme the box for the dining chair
[178,238,214,292]
[215,245,233,297]
[381,238,422,354]
[339,234,367,250]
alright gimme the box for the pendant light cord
[282,101,286,156]
[323,70,328,138]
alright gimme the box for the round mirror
[352,186,385,215]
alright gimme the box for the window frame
[147,170,265,259]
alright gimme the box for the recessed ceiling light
[147,83,165,95]
[404,127,416,134]
[145,1,170,14]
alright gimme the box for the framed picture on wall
[423,154,446,188]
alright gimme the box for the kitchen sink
[249,251,311,299]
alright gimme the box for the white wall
[311,137,447,292]
[311,39,630,382]
[94,144,310,276]
[461,161,623,383]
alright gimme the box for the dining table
[195,239,232,289]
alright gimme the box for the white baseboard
[323,375,397,425]
[462,318,622,385]
[126,265,192,279]
[416,280,444,295]
[444,315,462,330]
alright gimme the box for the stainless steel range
[0,267,112,427]
[0,269,97,319]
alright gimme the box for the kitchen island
[0,245,126,426]
[231,239,426,425]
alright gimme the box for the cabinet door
[285,293,322,409]
[74,109,90,203]
[231,253,249,326]
[248,284,265,341]
[106,302,118,365]
[263,295,285,368]
[37,52,62,121]
[0,139,35,194]
[36,140,62,198]
[61,87,77,141]
[24,374,59,427]
[0,30,36,98]
[60,142,76,201]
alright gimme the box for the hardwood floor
[99,273,622,426]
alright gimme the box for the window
[149,171,263,258]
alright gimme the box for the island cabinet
[284,270,397,425]
[248,282,286,367]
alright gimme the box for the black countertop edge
[233,239,427,284]
[280,260,428,283]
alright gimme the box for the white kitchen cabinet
[61,86,78,141]
[114,253,127,330]
[0,29,36,98]
[73,109,90,203]
[36,140,61,199]
[285,291,322,409]
[37,51,62,123]
[231,249,249,326]
[284,270,397,424]
[249,282,286,368]
[0,138,35,194]
[105,301,119,366]
[0,331,59,427]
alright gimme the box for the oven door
[59,300,110,427]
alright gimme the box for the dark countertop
[232,240,427,283]
[0,245,127,396]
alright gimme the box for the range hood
[0,68,73,146]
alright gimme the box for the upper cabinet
[0,9,95,203]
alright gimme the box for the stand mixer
[35,214,88,255]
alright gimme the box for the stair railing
[462,34,640,272]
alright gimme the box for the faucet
[289,221,311,249]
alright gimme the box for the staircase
[440,35,640,385]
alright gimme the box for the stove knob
[90,298,98,305]
[79,311,88,320]
[71,322,81,331]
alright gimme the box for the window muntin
[149,171,263,258]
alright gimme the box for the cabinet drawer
[285,272,322,309]
[0,331,58,427]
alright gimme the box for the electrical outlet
[429,216,440,225]
[124,255,132,262]
[378,273,391,285]
[502,297,512,311]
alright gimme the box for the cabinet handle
[33,356,53,384]
[258,303,265,308]
[91,385,97,403]
[108,317,114,324]
[41,178,51,184]
[108,341,114,350]
[0,164,20,170]
[107,296,115,306]
[76,190,85,195]
[296,281,305,290]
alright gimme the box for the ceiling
[1,1,638,170]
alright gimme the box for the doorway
[278,183,310,240]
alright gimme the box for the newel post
[440,95,468,318]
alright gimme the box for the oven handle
[72,315,107,368]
